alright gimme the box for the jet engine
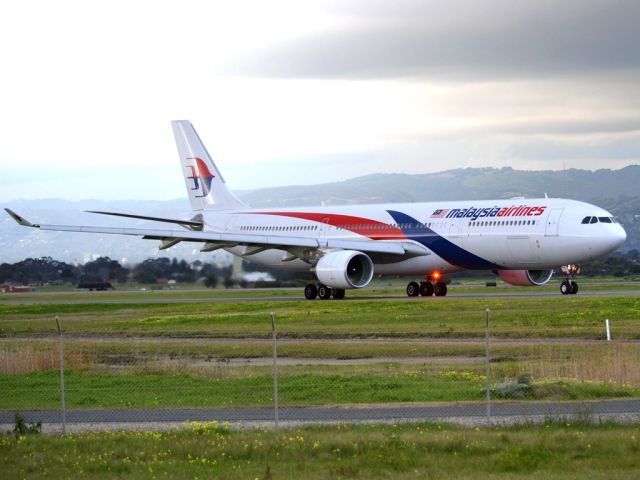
[497,269,554,286]
[315,250,374,289]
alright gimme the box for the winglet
[4,208,38,227]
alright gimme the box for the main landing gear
[406,280,447,297]
[304,283,346,300]
[560,264,581,295]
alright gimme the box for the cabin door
[544,209,563,237]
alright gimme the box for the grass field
[1,296,639,338]
[4,367,637,409]
[1,287,640,409]
[1,285,639,478]
[1,422,639,479]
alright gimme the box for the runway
[2,287,639,305]
[3,399,639,431]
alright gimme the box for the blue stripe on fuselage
[386,210,501,270]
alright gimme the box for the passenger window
[598,217,612,223]
[590,217,598,224]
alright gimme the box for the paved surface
[3,399,639,428]
[2,288,639,305]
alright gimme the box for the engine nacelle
[315,250,374,289]
[497,269,554,286]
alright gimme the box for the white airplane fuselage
[203,198,626,276]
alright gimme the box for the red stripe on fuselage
[249,211,406,240]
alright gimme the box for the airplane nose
[616,225,627,248]
[590,225,626,258]
[610,225,627,250]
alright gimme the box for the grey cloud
[492,116,640,136]
[507,133,640,161]
[233,0,640,79]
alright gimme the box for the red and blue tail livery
[5,120,627,299]
[186,157,215,197]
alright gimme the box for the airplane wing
[4,208,428,257]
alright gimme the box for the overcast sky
[1,0,639,201]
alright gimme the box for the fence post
[484,308,491,425]
[271,312,279,429]
[55,316,66,434]
[605,319,611,341]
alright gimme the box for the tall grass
[0,344,88,374]
[522,343,640,387]
[3,340,639,388]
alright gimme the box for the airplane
[5,120,627,299]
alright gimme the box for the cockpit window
[582,215,618,224]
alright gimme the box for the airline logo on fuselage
[436,205,547,221]
[185,157,215,198]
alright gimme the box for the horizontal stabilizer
[87,210,202,230]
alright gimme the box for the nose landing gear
[560,280,578,295]
[560,265,581,295]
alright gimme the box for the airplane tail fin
[171,120,247,212]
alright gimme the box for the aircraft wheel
[406,281,420,297]
[420,281,434,296]
[570,281,579,295]
[560,280,570,295]
[332,288,346,299]
[318,284,332,300]
[434,281,448,297]
[304,283,318,300]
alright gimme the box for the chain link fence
[2,312,639,432]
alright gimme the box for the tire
[318,284,332,300]
[560,280,570,295]
[332,288,346,299]
[406,281,420,297]
[434,281,448,297]
[420,282,434,296]
[304,283,318,300]
[570,281,579,295]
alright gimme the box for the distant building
[0,284,32,293]
[77,281,113,291]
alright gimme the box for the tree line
[0,257,234,287]
[1,249,638,287]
